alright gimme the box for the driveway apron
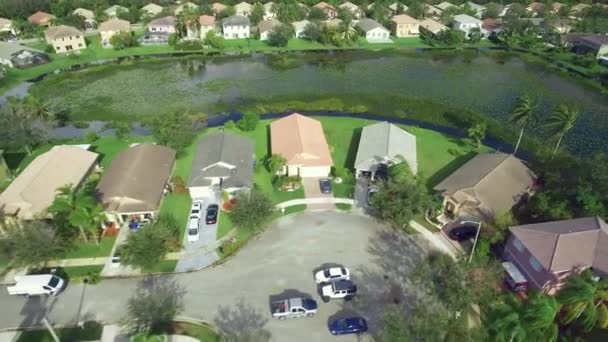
[302,177,336,210]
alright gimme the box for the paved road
[0,212,430,341]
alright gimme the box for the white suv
[315,267,350,284]
[321,280,357,302]
[187,217,199,242]
[190,201,203,219]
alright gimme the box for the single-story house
[0,17,16,35]
[73,8,97,30]
[187,132,255,198]
[356,19,391,43]
[96,143,175,224]
[99,18,130,48]
[141,3,164,17]
[503,216,608,294]
[0,145,98,220]
[235,1,254,17]
[104,5,129,18]
[199,15,216,39]
[391,14,419,37]
[464,2,486,18]
[433,152,536,220]
[270,113,333,178]
[436,1,457,11]
[354,122,417,178]
[388,2,406,14]
[551,2,566,13]
[148,16,177,33]
[526,2,544,16]
[0,42,49,68]
[175,2,199,15]
[565,34,608,59]
[258,19,280,40]
[314,2,338,19]
[212,2,228,14]
[482,18,504,36]
[293,20,310,38]
[339,2,364,18]
[222,15,250,39]
[453,13,483,37]
[27,11,56,26]
[419,18,449,35]
[425,4,443,19]
[571,3,591,16]
[44,25,86,54]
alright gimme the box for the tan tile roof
[270,113,333,167]
[314,2,336,10]
[0,18,11,28]
[0,146,98,220]
[73,8,95,20]
[44,25,83,40]
[212,2,227,12]
[391,14,418,25]
[258,19,279,33]
[419,18,448,34]
[199,15,216,26]
[97,144,175,214]
[99,18,130,32]
[27,11,56,25]
[527,2,545,12]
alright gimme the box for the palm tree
[522,293,559,342]
[509,95,537,154]
[48,185,104,244]
[24,95,54,121]
[487,295,528,342]
[557,270,608,332]
[544,104,579,155]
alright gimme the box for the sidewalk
[408,220,459,260]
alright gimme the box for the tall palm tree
[48,185,104,243]
[24,95,54,121]
[487,295,528,342]
[523,293,559,342]
[509,95,537,154]
[557,270,608,332]
[544,104,579,155]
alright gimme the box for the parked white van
[7,274,65,296]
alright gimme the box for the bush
[84,131,99,143]
[172,176,187,194]
[175,40,203,51]
[229,190,274,231]
[73,121,90,129]
[224,119,236,129]
[168,33,178,46]
[236,112,260,131]
[205,31,224,49]
[110,31,139,50]
[268,24,295,47]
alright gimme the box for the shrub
[224,119,236,129]
[73,121,90,129]
[110,31,139,50]
[229,190,274,231]
[175,40,203,51]
[172,176,187,194]
[84,131,99,143]
[236,112,260,131]
[205,31,224,49]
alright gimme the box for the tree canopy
[229,190,274,231]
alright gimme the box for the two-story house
[391,14,419,37]
[222,15,250,39]
[199,15,216,40]
[452,13,483,38]
[44,25,86,54]
[99,18,130,48]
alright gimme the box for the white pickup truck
[271,297,318,320]
[7,274,65,296]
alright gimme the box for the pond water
[29,50,608,154]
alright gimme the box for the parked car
[319,178,332,194]
[373,164,388,182]
[7,274,65,296]
[321,279,357,302]
[271,297,318,320]
[190,200,203,218]
[367,185,378,205]
[314,266,350,284]
[447,221,479,241]
[187,217,199,243]
[205,204,219,225]
[329,317,368,335]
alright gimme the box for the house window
[78,43,82,47]
[513,238,524,253]
[529,257,542,272]
[76,35,80,39]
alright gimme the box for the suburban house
[325,18,343,28]
[482,18,504,36]
[436,1,457,11]
[503,217,608,294]
[388,2,405,14]
[149,16,176,33]
[27,11,56,27]
[354,122,418,178]
[314,2,338,19]
[551,2,566,13]
[0,145,98,220]
[0,18,16,35]
[452,14,483,37]
[175,2,199,15]
[526,2,544,16]
[465,2,486,18]
[104,5,128,18]
[212,2,228,14]
[222,15,250,39]
[566,34,608,59]
[141,3,164,17]
[199,15,216,39]
[44,25,86,54]
[187,132,255,198]
[339,2,364,18]
[571,3,591,16]
[270,113,333,178]
[258,19,280,40]
[96,144,176,225]
[391,14,419,37]
[235,2,254,17]
[356,19,391,43]
[425,5,443,19]
[419,18,448,35]
[263,2,276,19]
[73,8,96,30]
[293,20,310,38]
[0,42,49,68]
[433,153,536,220]
[99,18,130,48]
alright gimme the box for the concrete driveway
[0,212,431,341]
[302,177,335,210]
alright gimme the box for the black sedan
[448,222,480,241]
[205,204,219,225]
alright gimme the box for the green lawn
[63,237,116,259]
[16,322,102,342]
[336,203,352,211]
[62,265,104,282]
[158,193,192,242]
[283,204,307,215]
[217,212,234,240]
[147,259,178,273]
[132,321,220,342]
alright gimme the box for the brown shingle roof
[527,2,545,12]
[199,15,215,26]
[27,11,56,25]
[482,18,503,31]
[149,16,176,27]
[99,18,130,32]
[0,146,98,220]
[510,217,608,275]
[97,144,176,214]
[270,113,333,167]
[314,2,336,10]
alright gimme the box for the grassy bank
[16,322,102,342]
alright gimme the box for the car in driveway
[321,279,357,302]
[319,178,332,194]
[190,200,203,218]
[205,204,219,225]
[447,221,480,241]
[187,217,200,243]
[329,317,368,335]
[314,266,350,284]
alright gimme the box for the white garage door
[188,186,211,199]
[300,166,331,178]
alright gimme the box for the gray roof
[0,42,42,60]
[510,217,608,276]
[149,16,176,27]
[356,19,389,33]
[223,15,250,27]
[354,122,417,174]
[188,132,254,189]
[453,14,482,25]
[434,153,536,217]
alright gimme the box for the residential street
[0,211,431,341]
